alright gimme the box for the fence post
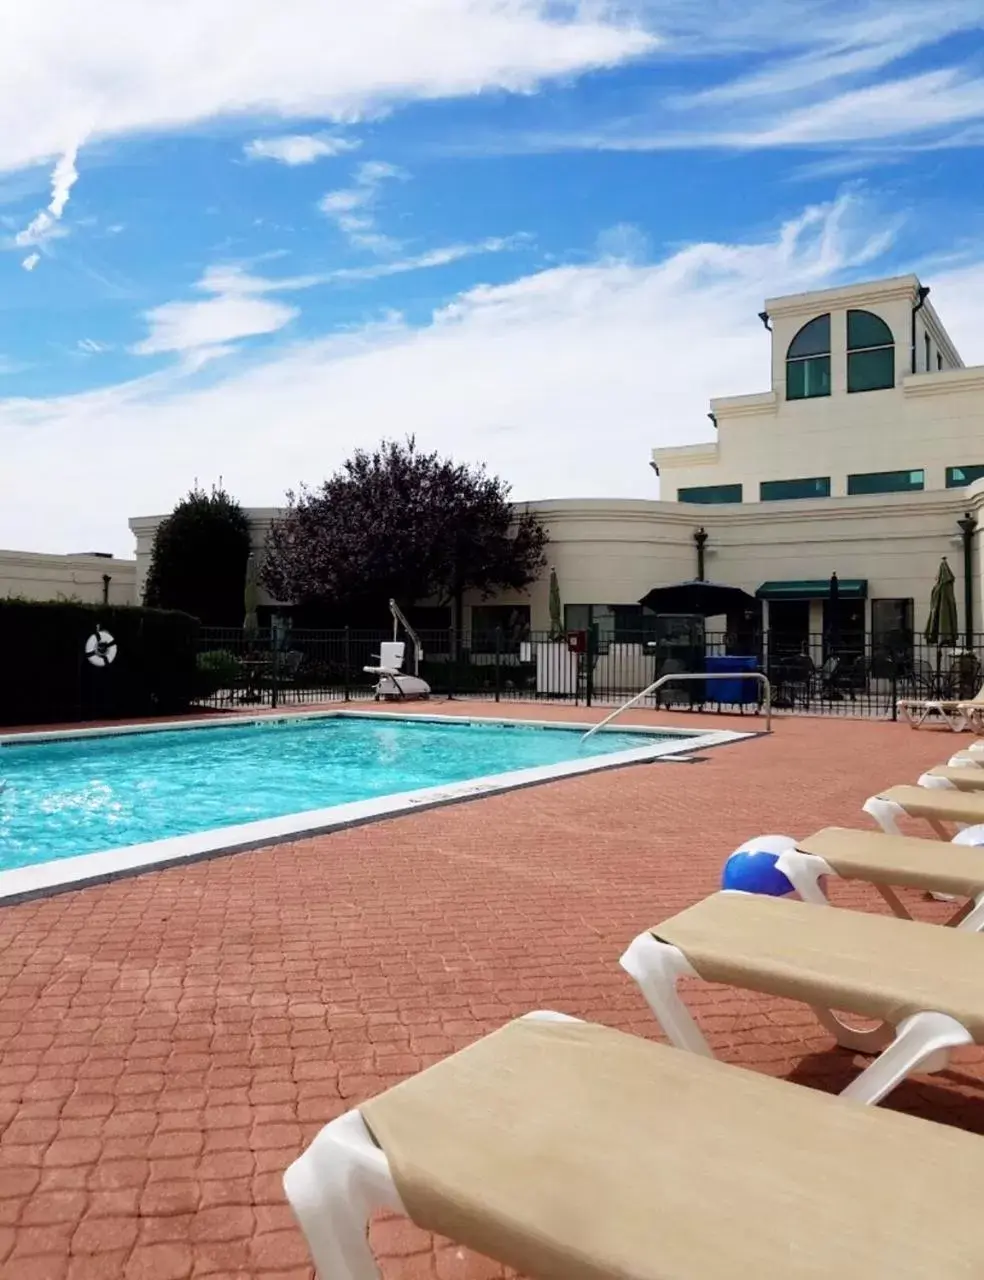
[890,660,898,721]
[343,628,351,702]
[270,627,279,710]
[585,627,595,707]
[494,628,502,703]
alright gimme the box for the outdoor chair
[864,784,984,837]
[620,890,984,1106]
[774,826,984,929]
[895,685,984,732]
[284,1011,984,1280]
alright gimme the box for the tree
[144,484,252,626]
[262,438,548,626]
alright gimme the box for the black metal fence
[193,626,984,720]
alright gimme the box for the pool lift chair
[364,600,431,701]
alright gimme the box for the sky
[3,1,984,557]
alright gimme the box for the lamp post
[693,527,708,581]
[957,512,977,649]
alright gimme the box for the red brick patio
[0,703,981,1278]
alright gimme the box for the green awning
[756,579,868,601]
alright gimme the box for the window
[469,604,530,654]
[677,483,742,504]
[938,351,944,371]
[847,469,924,496]
[847,309,895,392]
[760,476,831,501]
[786,314,831,400]
[947,465,984,488]
[924,332,932,372]
[871,598,914,677]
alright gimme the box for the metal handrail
[388,599,423,676]
[581,670,772,741]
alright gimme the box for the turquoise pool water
[0,715,678,868]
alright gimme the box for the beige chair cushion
[925,767,984,792]
[656,891,984,1037]
[799,826,984,897]
[876,784,984,825]
[362,1017,984,1280]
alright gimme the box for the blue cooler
[705,655,759,706]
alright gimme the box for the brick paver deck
[0,703,980,1278]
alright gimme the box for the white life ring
[85,628,117,667]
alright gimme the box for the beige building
[0,548,137,606]
[130,273,984,661]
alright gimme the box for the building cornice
[0,549,136,571]
[764,275,920,321]
[709,390,778,419]
[903,365,984,399]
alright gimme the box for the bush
[0,600,200,727]
[195,649,242,698]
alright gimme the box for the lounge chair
[776,826,984,928]
[620,891,983,1105]
[896,682,984,732]
[863,784,984,837]
[919,765,984,792]
[284,1011,984,1280]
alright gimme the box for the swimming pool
[0,710,749,900]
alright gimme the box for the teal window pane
[847,347,894,392]
[946,465,984,488]
[847,309,894,350]
[677,484,743,504]
[847,469,924,496]
[787,354,831,400]
[787,314,830,359]
[760,476,831,501]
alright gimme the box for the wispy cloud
[0,2,655,176]
[13,143,81,268]
[77,338,111,354]
[244,134,361,165]
[319,160,409,253]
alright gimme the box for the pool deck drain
[0,702,979,1279]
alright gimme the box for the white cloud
[6,192,976,558]
[0,2,655,176]
[78,338,111,354]
[319,160,408,253]
[13,143,81,266]
[131,265,302,357]
[486,2,984,154]
[244,134,360,165]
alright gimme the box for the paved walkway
[0,704,980,1278]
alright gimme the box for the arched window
[847,309,894,392]
[786,314,830,400]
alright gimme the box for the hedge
[0,600,200,727]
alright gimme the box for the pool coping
[0,708,755,905]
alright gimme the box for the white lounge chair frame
[284,1010,575,1280]
[620,896,974,1108]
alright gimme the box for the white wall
[0,550,137,606]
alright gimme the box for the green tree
[262,437,548,626]
[144,484,252,626]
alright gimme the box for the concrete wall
[0,549,137,606]
[131,490,984,639]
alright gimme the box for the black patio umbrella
[638,579,758,618]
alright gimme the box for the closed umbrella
[925,557,958,647]
[243,553,260,646]
[548,567,563,639]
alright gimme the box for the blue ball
[722,849,794,897]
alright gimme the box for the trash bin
[705,655,759,707]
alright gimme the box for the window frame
[759,476,831,502]
[677,483,743,505]
[946,465,984,489]
[785,314,831,402]
[846,469,925,496]
[846,308,895,394]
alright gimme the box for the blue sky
[3,0,984,555]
